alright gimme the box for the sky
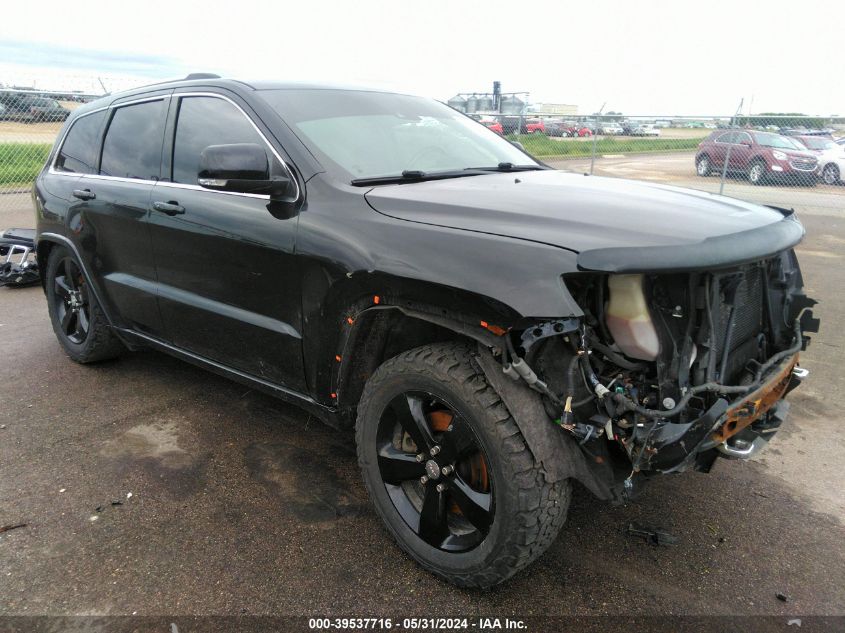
[1,0,843,116]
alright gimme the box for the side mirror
[198,143,292,198]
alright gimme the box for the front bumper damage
[649,353,803,474]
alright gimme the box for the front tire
[45,247,124,363]
[696,154,712,176]
[356,342,570,588]
[748,160,767,185]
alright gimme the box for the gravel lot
[0,190,843,623]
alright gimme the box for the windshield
[258,89,538,181]
[753,132,804,150]
[798,137,836,150]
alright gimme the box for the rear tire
[822,163,840,185]
[45,246,124,363]
[356,342,570,588]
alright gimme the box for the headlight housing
[773,150,788,161]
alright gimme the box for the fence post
[719,98,744,196]
[589,103,605,175]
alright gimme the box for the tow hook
[717,435,768,459]
[792,366,809,380]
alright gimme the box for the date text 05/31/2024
[308,618,527,630]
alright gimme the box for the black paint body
[33,78,805,425]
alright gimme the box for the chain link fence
[505,113,845,215]
[1,78,843,217]
[0,84,100,213]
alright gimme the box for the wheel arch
[36,233,118,328]
[306,272,536,423]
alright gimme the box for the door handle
[152,201,185,216]
[72,189,96,201]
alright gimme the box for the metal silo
[500,95,525,115]
[447,95,467,112]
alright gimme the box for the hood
[781,148,817,159]
[364,170,790,254]
[365,170,805,273]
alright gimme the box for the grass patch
[0,143,51,189]
[509,134,707,158]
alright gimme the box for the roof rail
[184,73,221,80]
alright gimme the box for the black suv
[33,75,816,588]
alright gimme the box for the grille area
[789,158,817,171]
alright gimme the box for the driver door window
[172,96,281,184]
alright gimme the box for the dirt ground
[0,190,843,626]
[0,101,80,143]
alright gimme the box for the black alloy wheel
[45,246,124,363]
[53,256,91,344]
[356,343,571,588]
[376,391,493,552]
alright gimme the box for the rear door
[729,131,754,171]
[711,131,734,170]
[147,91,305,390]
[75,95,169,336]
[38,108,104,264]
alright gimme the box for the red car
[695,129,818,185]
[481,119,504,135]
[525,119,545,134]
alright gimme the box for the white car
[794,135,845,185]
[632,124,661,137]
[599,122,623,135]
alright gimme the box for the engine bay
[507,248,818,482]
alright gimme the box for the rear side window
[100,100,166,180]
[171,96,271,185]
[716,132,735,144]
[55,110,106,174]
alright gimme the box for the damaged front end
[502,246,818,499]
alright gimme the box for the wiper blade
[350,169,488,187]
[465,162,545,172]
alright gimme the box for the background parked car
[525,119,545,134]
[0,93,70,122]
[598,122,623,135]
[695,129,818,185]
[467,114,504,135]
[496,116,521,135]
[780,127,833,138]
[793,135,845,185]
[631,123,661,137]
[620,121,639,135]
[544,119,571,137]
[479,117,504,135]
[27,97,70,122]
